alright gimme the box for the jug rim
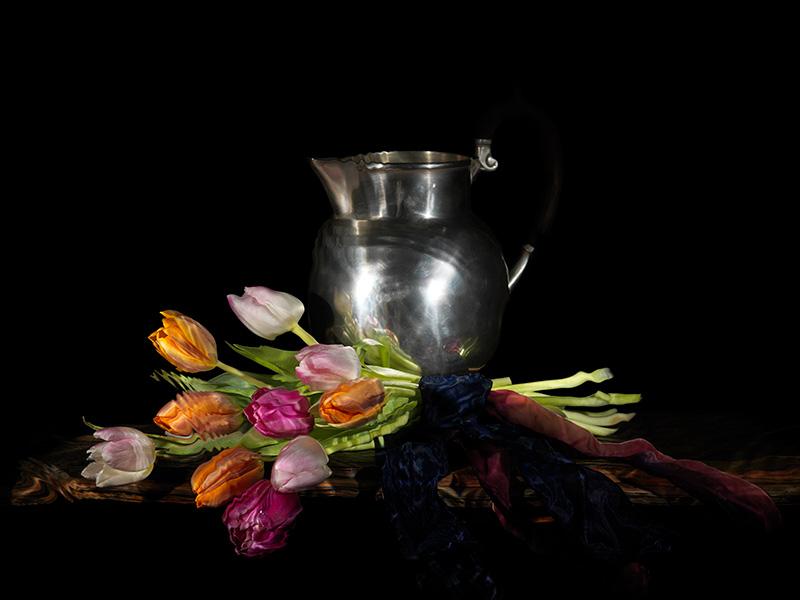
[317,150,472,170]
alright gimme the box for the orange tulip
[318,378,386,428]
[148,310,218,373]
[154,391,243,439]
[191,447,264,508]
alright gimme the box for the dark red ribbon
[487,389,782,531]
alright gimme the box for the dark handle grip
[475,96,562,289]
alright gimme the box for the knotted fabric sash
[380,374,780,598]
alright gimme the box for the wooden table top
[12,409,800,514]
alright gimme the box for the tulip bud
[223,480,302,557]
[227,286,305,341]
[154,391,243,439]
[191,447,264,508]
[271,436,332,493]
[82,427,156,488]
[244,388,314,438]
[295,344,361,392]
[148,310,218,373]
[319,377,386,428]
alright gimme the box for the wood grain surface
[12,410,800,513]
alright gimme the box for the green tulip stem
[291,324,319,346]
[239,426,282,450]
[492,368,614,393]
[81,416,104,431]
[216,361,272,389]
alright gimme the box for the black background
[4,35,797,598]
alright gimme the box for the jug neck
[311,151,473,220]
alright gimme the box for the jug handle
[471,98,562,291]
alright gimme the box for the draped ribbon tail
[464,440,573,554]
[487,389,783,532]
[463,442,522,538]
[421,375,669,563]
[381,437,499,599]
[464,430,658,592]
[502,427,671,562]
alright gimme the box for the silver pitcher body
[309,125,560,374]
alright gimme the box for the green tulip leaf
[227,343,299,375]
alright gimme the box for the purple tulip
[271,436,332,493]
[82,427,156,488]
[223,480,302,557]
[295,344,361,391]
[227,286,305,341]
[244,388,314,438]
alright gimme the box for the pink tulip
[227,286,305,341]
[244,388,314,438]
[295,344,361,391]
[82,427,156,488]
[222,480,302,557]
[271,436,332,493]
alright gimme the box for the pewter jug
[308,113,560,374]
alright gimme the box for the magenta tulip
[271,436,332,493]
[244,388,314,438]
[222,480,302,557]
[295,344,361,391]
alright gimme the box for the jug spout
[310,157,358,217]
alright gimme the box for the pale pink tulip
[295,344,361,391]
[271,436,332,493]
[227,286,304,340]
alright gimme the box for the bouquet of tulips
[82,285,640,557]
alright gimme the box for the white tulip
[82,427,155,488]
[227,286,305,341]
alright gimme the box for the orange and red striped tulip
[154,391,243,439]
[191,447,264,508]
[318,378,386,428]
[148,310,218,373]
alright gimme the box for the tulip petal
[100,438,155,472]
[228,294,281,340]
[95,464,152,488]
[94,426,148,442]
[273,464,332,493]
[81,461,103,480]
[277,435,329,468]
[154,400,195,436]
[87,442,108,461]
[162,311,217,361]
[244,388,314,438]
[91,428,156,472]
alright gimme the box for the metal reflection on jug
[309,123,560,374]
